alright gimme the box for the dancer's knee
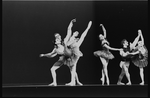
[51,66,59,72]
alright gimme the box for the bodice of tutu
[55,44,64,55]
[70,44,83,57]
[139,45,148,57]
[132,45,148,68]
[101,39,110,51]
[133,45,148,60]
[63,45,73,57]
[56,42,73,57]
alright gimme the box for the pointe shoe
[106,82,110,86]
[126,82,131,85]
[106,80,110,86]
[100,78,104,85]
[48,83,57,86]
[139,82,144,85]
[117,82,125,85]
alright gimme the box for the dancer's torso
[132,45,148,60]
[70,42,83,57]
[101,39,109,51]
[121,46,131,61]
[55,44,64,55]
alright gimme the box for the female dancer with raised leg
[129,30,148,85]
[94,24,121,85]
[65,20,92,86]
[39,19,76,86]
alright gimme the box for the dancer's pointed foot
[100,77,104,85]
[139,82,144,85]
[117,82,125,85]
[77,82,83,86]
[126,82,131,85]
[106,80,110,86]
[48,82,57,86]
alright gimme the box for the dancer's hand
[72,18,76,22]
[40,54,44,57]
[138,29,142,35]
[100,24,103,26]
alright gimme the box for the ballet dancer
[39,19,76,86]
[129,30,148,85]
[93,24,121,85]
[117,31,141,85]
[65,20,92,86]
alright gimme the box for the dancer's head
[73,31,79,37]
[99,34,105,41]
[121,39,128,48]
[54,33,61,44]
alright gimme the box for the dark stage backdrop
[2,1,148,85]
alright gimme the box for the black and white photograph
[2,0,148,97]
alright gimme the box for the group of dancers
[40,19,148,86]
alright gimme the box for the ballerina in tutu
[128,30,148,85]
[39,19,76,86]
[94,24,121,85]
[65,20,92,86]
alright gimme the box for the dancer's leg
[139,68,144,85]
[75,71,83,85]
[73,57,83,85]
[117,61,125,85]
[65,65,76,86]
[100,69,105,85]
[66,56,82,86]
[100,57,109,85]
[49,60,64,86]
[124,62,131,85]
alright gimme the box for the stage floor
[2,84,148,97]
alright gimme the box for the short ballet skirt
[132,52,148,68]
[64,52,82,67]
[64,58,73,66]
[94,50,114,59]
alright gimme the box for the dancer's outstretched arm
[64,19,76,45]
[130,30,141,49]
[77,21,92,47]
[100,24,106,38]
[40,48,57,58]
[139,30,144,46]
[103,44,121,51]
[128,51,140,55]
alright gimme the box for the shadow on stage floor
[2,84,148,97]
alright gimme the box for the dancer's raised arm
[77,21,92,47]
[64,19,76,45]
[40,48,57,58]
[100,24,106,38]
[130,30,141,49]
